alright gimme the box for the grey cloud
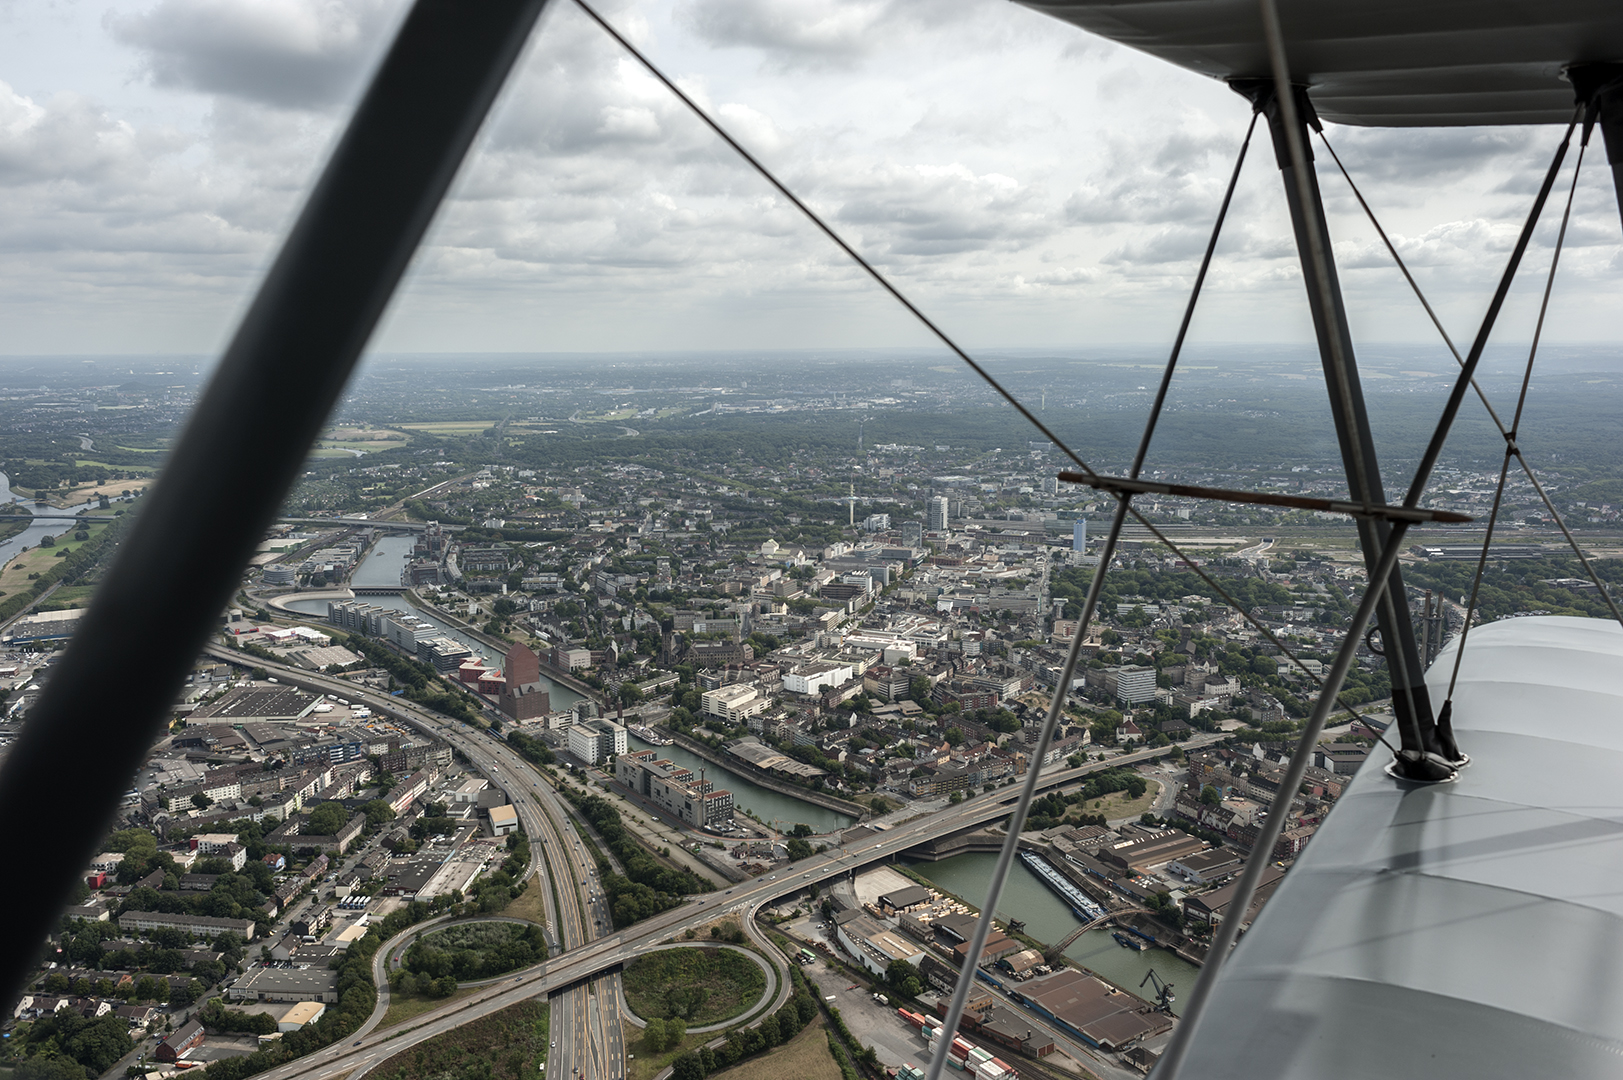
[1065,124,1248,227]
[830,163,1054,257]
[674,0,985,70]
[106,0,402,110]
[1101,225,1210,266]
[0,89,156,185]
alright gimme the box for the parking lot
[779,913,928,1070]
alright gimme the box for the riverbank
[667,731,868,824]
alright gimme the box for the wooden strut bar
[1056,471,1473,525]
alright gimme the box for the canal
[902,851,1201,1015]
[282,534,584,711]
[627,734,855,835]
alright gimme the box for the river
[0,472,104,573]
[281,534,583,710]
[627,734,855,835]
[902,851,1201,1014]
[332,536,852,830]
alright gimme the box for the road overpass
[204,642,1218,1080]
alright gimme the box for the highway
[207,643,1218,1080]
[207,644,627,1080]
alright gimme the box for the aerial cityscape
[2,347,1622,1080]
[4,0,1623,1078]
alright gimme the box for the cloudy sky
[1,0,1619,358]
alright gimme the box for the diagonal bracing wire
[572,0,1384,741]
[1446,133,1591,700]
[1316,130,1623,633]
[568,6,1415,1072]
[569,0,1101,488]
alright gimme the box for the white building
[927,496,949,532]
[1115,665,1158,705]
[782,661,854,696]
[567,719,628,765]
[701,684,769,723]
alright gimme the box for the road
[207,645,626,1080]
[210,644,1218,1080]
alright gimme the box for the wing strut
[1228,75,1458,783]
[1569,64,1623,231]
[0,0,553,1007]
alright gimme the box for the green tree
[64,1014,134,1073]
[16,1058,88,1080]
[306,801,349,834]
[671,1052,706,1080]
[362,799,397,827]
[191,791,212,810]
[1201,784,1221,806]
[785,837,814,862]
[644,1017,668,1051]
[106,828,158,855]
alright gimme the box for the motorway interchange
[208,644,1218,1080]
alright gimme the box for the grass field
[56,478,150,504]
[372,998,547,1080]
[36,584,99,611]
[398,421,499,435]
[627,1026,704,1080]
[1087,782,1160,822]
[323,426,409,449]
[499,874,549,924]
[0,521,111,590]
[707,1021,840,1080]
[623,947,766,1026]
[378,984,478,1030]
[381,984,480,1028]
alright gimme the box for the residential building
[567,719,627,765]
[1115,666,1157,705]
[118,911,255,940]
[615,749,736,828]
[460,547,513,575]
[156,1020,205,1063]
